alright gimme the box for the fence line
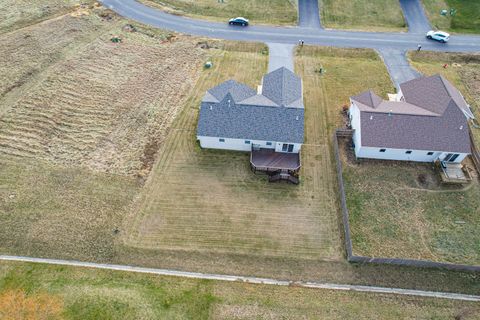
[469,126,480,175]
[333,130,480,273]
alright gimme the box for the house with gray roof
[196,67,304,182]
[349,74,472,164]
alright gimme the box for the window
[405,150,412,154]
[447,154,460,162]
[427,152,434,155]
[288,144,294,152]
[245,140,251,144]
[266,142,272,146]
[282,143,288,152]
[444,153,454,161]
[219,138,225,142]
[379,149,386,153]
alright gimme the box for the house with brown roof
[349,74,473,163]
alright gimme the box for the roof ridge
[281,68,287,106]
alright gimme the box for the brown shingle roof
[351,75,471,154]
[351,90,383,108]
[400,74,473,118]
[360,101,470,153]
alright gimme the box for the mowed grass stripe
[124,44,343,261]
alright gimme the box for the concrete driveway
[267,43,295,71]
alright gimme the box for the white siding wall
[349,101,362,155]
[356,146,468,163]
[197,136,302,153]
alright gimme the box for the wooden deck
[440,162,472,184]
[250,149,301,173]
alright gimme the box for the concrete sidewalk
[1,255,479,302]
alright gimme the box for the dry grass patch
[0,157,140,261]
[142,0,298,25]
[0,0,87,33]
[0,12,207,176]
[0,11,117,110]
[320,0,406,32]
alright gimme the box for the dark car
[228,17,249,26]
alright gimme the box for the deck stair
[268,169,299,184]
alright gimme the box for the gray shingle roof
[352,75,471,154]
[262,67,302,108]
[197,95,304,143]
[207,79,257,103]
[197,68,305,144]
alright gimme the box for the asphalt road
[100,0,480,53]
[298,0,322,29]
[399,0,431,34]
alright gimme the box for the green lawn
[422,0,480,33]
[320,0,406,32]
[1,261,479,320]
[142,0,298,25]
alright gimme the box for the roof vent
[228,99,231,107]
[209,105,213,110]
[460,125,463,130]
[370,115,373,120]
[296,116,299,121]
[388,110,393,117]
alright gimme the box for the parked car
[426,30,450,43]
[228,17,249,26]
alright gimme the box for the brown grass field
[1,261,479,320]
[0,7,206,177]
[0,0,87,33]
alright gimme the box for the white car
[426,30,450,43]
